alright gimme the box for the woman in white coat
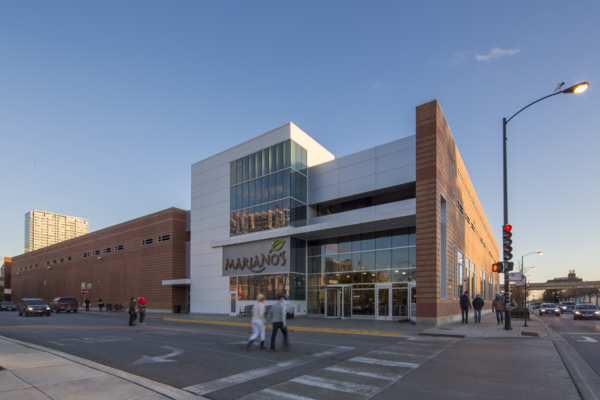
[247,293,267,350]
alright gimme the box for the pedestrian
[268,294,290,353]
[492,294,504,325]
[473,294,484,323]
[138,297,147,325]
[84,299,91,311]
[246,293,267,351]
[128,298,137,326]
[460,291,472,324]
[98,299,104,312]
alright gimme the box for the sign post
[81,288,88,304]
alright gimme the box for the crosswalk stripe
[183,346,353,395]
[369,350,433,358]
[324,365,399,380]
[349,356,420,369]
[261,388,315,399]
[291,375,380,396]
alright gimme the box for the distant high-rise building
[24,210,89,252]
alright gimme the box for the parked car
[531,302,542,310]
[18,298,51,317]
[539,303,560,316]
[573,304,600,320]
[1,301,18,311]
[559,301,576,314]
[48,297,79,313]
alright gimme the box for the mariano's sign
[222,237,291,277]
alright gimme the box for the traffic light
[503,225,513,261]
[504,261,514,271]
[492,262,504,273]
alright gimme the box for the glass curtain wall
[307,228,416,316]
[230,140,308,236]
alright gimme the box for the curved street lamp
[502,83,589,331]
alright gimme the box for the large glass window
[229,139,308,236]
[236,273,304,301]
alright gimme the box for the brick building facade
[9,208,189,312]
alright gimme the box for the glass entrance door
[409,284,417,320]
[342,287,351,318]
[376,284,392,320]
[326,289,338,318]
[392,288,409,318]
[229,291,237,316]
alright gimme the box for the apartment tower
[24,210,89,252]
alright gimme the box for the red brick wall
[10,208,189,311]
[416,100,500,323]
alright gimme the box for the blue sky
[1,1,598,283]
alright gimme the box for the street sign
[81,289,88,295]
[510,273,525,286]
[81,282,86,290]
[87,283,92,289]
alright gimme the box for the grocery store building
[190,100,501,325]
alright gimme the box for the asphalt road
[0,310,405,400]
[539,308,600,377]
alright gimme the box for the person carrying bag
[128,298,137,326]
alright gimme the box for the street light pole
[501,82,588,331]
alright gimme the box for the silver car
[539,303,560,316]
[573,304,600,320]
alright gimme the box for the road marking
[291,375,380,396]
[349,356,419,368]
[577,337,598,343]
[260,389,315,399]
[369,350,434,359]
[559,332,600,335]
[133,346,184,364]
[183,346,353,396]
[163,318,412,337]
[324,365,399,380]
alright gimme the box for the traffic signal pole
[503,118,512,330]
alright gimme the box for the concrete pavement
[0,336,206,400]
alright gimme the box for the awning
[162,279,191,286]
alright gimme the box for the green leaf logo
[269,239,286,254]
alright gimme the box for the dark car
[559,301,576,314]
[573,304,600,320]
[531,302,542,310]
[1,301,18,311]
[18,298,51,317]
[48,297,79,313]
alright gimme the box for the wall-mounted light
[47,266,51,269]
[98,257,102,260]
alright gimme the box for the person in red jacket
[138,298,147,325]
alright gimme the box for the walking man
[247,294,266,350]
[84,299,91,311]
[138,297,147,325]
[128,298,137,326]
[98,299,104,312]
[492,294,504,325]
[268,294,290,353]
[460,291,472,324]
[473,294,484,323]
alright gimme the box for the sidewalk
[0,336,206,400]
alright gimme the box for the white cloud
[450,52,467,66]
[475,47,520,62]
[371,81,383,88]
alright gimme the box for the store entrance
[376,284,413,321]
[325,286,351,318]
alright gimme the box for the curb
[162,318,413,337]
[532,314,600,400]
[0,335,207,400]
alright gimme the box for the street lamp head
[563,82,589,94]
[532,267,536,269]
[538,252,543,255]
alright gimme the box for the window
[157,234,171,243]
[82,252,90,258]
[92,250,100,256]
[102,248,111,254]
[52,260,57,264]
[44,261,49,266]
[34,264,37,268]
[114,244,124,252]
[66,256,72,261]
[141,238,153,246]
[457,200,464,215]
[58,258,63,263]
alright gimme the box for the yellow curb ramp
[163,318,412,337]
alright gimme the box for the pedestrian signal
[504,261,514,271]
[492,262,504,273]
